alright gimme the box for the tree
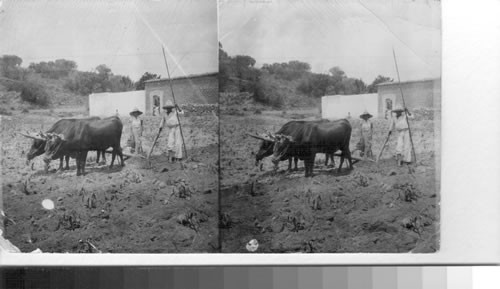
[234,55,256,69]
[28,59,77,78]
[326,66,347,94]
[340,78,367,95]
[64,71,100,95]
[329,66,345,80]
[231,55,259,93]
[54,59,77,77]
[367,75,393,93]
[0,55,24,80]
[354,79,367,93]
[297,73,332,97]
[95,64,112,78]
[262,61,311,80]
[109,75,134,92]
[135,72,161,90]
[54,59,77,71]
[288,61,311,75]
[0,55,22,68]
[310,74,332,97]
[65,69,134,95]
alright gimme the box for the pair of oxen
[21,116,124,176]
[248,119,354,177]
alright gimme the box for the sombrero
[129,107,143,116]
[162,100,175,109]
[359,110,373,119]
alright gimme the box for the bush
[64,70,134,95]
[8,81,49,107]
[0,55,26,80]
[254,87,285,108]
[253,75,286,108]
[64,71,100,95]
[0,107,13,116]
[28,59,77,79]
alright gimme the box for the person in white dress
[359,110,374,160]
[388,105,414,166]
[129,107,144,155]
[158,100,184,163]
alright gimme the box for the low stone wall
[179,103,218,115]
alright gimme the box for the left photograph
[0,0,219,253]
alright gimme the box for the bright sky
[219,0,441,82]
[0,0,217,81]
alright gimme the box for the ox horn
[19,132,45,141]
[265,131,276,139]
[246,133,274,142]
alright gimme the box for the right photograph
[219,0,441,253]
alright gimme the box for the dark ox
[40,116,124,176]
[250,120,335,171]
[270,119,353,177]
[25,117,107,171]
[255,139,299,171]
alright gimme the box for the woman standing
[158,100,184,163]
[388,106,414,166]
[359,110,374,160]
[129,108,144,155]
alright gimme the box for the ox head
[20,131,47,163]
[20,132,66,164]
[270,134,295,165]
[247,132,295,167]
[247,132,275,167]
[42,133,66,162]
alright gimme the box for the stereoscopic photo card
[0,0,219,254]
[219,0,441,253]
[3,0,500,266]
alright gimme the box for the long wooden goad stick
[162,46,188,159]
[376,132,391,163]
[146,131,162,166]
[392,48,417,163]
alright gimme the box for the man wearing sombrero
[158,100,184,163]
[359,110,374,160]
[388,105,414,166]
[129,107,144,155]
